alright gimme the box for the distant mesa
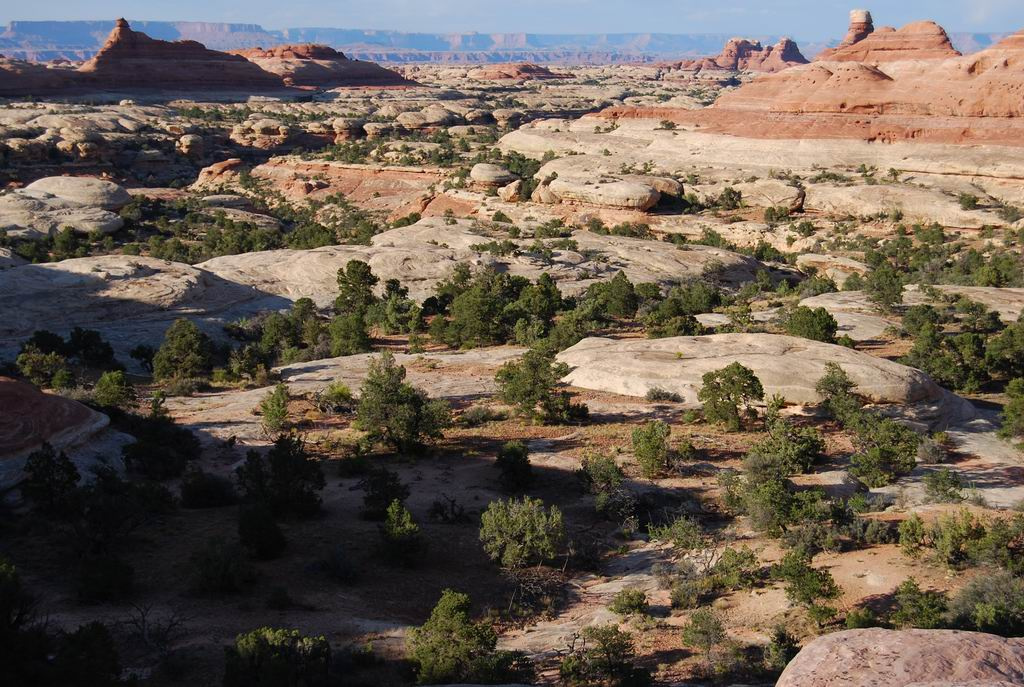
[232,43,412,88]
[670,37,808,73]
[0,19,410,96]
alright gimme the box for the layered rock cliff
[232,44,411,88]
[671,37,808,72]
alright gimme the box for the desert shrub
[772,550,840,622]
[335,260,378,315]
[845,606,881,629]
[763,625,800,673]
[947,571,1024,635]
[92,371,135,409]
[355,352,451,452]
[559,624,650,687]
[361,467,410,520]
[236,435,325,518]
[495,349,588,424]
[899,513,927,557]
[180,466,237,508]
[930,509,986,568]
[379,499,422,565]
[609,588,649,617]
[632,420,671,478]
[50,622,123,687]
[959,193,980,210]
[986,321,1024,380]
[190,538,253,594]
[327,313,371,356]
[153,318,213,382]
[890,578,947,629]
[259,383,290,434]
[238,503,287,560]
[847,413,921,487]
[21,443,80,515]
[408,589,532,685]
[76,554,134,603]
[577,453,636,526]
[924,468,964,503]
[865,263,904,312]
[744,417,824,481]
[311,381,353,413]
[814,362,862,422]
[682,608,726,662]
[479,496,565,569]
[649,515,706,553]
[16,344,70,388]
[72,467,175,555]
[118,411,201,481]
[223,627,330,687]
[458,404,507,427]
[584,271,639,319]
[645,387,682,403]
[999,378,1024,441]
[698,363,764,431]
[495,441,533,492]
[903,304,942,337]
[782,306,837,343]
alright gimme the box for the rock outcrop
[818,10,960,62]
[1,177,130,239]
[466,63,566,81]
[777,629,1024,687]
[672,37,808,73]
[75,19,283,91]
[557,334,943,407]
[0,56,75,96]
[232,44,411,88]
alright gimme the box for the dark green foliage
[632,420,671,478]
[865,263,904,312]
[902,323,990,392]
[902,304,943,337]
[16,344,70,388]
[479,496,565,569]
[327,313,371,356]
[361,467,410,520]
[744,415,824,481]
[772,550,840,621]
[223,627,330,687]
[495,441,533,492]
[846,412,921,488]
[698,363,765,431]
[948,571,1024,635]
[335,260,378,315]
[153,318,213,382]
[239,503,287,560]
[987,319,1024,380]
[380,499,422,565]
[259,383,290,434]
[782,306,838,343]
[890,578,948,629]
[355,352,452,452]
[559,624,651,687]
[72,467,175,555]
[814,362,862,422]
[408,589,533,685]
[190,537,254,595]
[763,625,800,674]
[118,410,201,480]
[682,607,726,660]
[92,370,135,409]
[496,349,587,424]
[21,443,80,515]
[584,271,639,319]
[1000,378,1024,440]
[578,453,636,525]
[236,435,325,518]
[923,468,964,503]
[67,327,116,369]
[609,588,649,617]
[180,466,237,508]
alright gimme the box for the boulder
[796,254,870,287]
[548,178,661,210]
[498,179,523,202]
[777,629,1024,687]
[556,333,942,406]
[21,176,130,211]
[470,163,519,187]
[176,133,204,158]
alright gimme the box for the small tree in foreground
[999,378,1024,443]
[479,496,565,569]
[698,362,764,431]
[355,352,451,452]
[559,625,650,687]
[236,435,325,518]
[682,607,726,662]
[632,420,671,478]
[495,441,533,492]
[92,370,136,409]
[380,499,422,565]
[495,349,587,424]
[153,318,213,382]
[223,627,330,687]
[259,383,290,434]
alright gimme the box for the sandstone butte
[817,9,961,62]
[231,44,412,88]
[667,37,808,73]
[599,10,1024,146]
[75,18,284,91]
[466,62,567,81]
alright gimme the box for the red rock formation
[671,38,808,73]
[76,18,283,91]
[599,19,1024,146]
[466,63,566,81]
[233,44,412,88]
[0,56,75,96]
[0,375,107,461]
[818,18,960,63]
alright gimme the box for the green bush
[649,515,706,553]
[559,624,650,687]
[327,313,371,356]
[379,499,422,565]
[180,466,237,508]
[632,420,671,478]
[782,306,837,343]
[899,513,927,557]
[236,435,325,518]
[238,503,287,560]
[190,537,254,595]
[335,259,379,315]
[479,496,565,569]
[408,589,532,685]
[92,371,135,409]
[361,467,410,520]
[21,443,80,515]
[865,263,904,312]
[609,588,650,617]
[495,349,587,424]
[223,627,330,687]
[890,578,947,629]
[495,441,533,492]
[355,352,452,452]
[947,571,1024,635]
[682,608,726,661]
[698,363,764,431]
[16,344,70,388]
[153,318,213,382]
[923,468,964,503]
[999,378,1024,441]
[259,383,290,434]
[847,413,921,487]
[773,550,840,621]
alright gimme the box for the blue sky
[4,1,1022,39]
